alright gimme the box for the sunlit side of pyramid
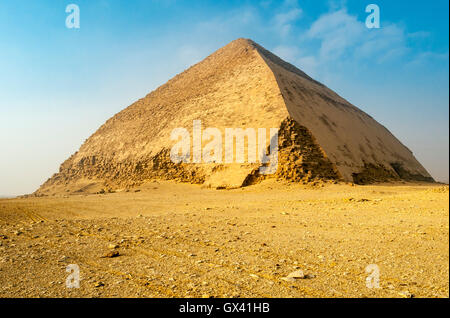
[36,38,433,195]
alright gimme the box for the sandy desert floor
[0,180,448,298]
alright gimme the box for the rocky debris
[276,118,340,183]
[398,291,414,298]
[430,186,449,193]
[287,270,305,279]
[58,256,70,263]
[101,251,120,258]
[344,198,371,202]
[281,270,314,282]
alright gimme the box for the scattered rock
[281,270,312,282]
[58,256,69,262]
[101,251,120,258]
[94,282,105,288]
[398,291,414,298]
[287,270,305,279]
[108,244,119,249]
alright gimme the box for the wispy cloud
[267,0,303,37]
[267,6,447,80]
[408,51,449,67]
[305,8,410,65]
[177,2,446,81]
[273,45,301,62]
[273,8,302,37]
[307,9,365,59]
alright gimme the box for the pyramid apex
[35,37,434,195]
[223,38,257,49]
[230,37,254,43]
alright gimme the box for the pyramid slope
[36,39,433,195]
[252,40,432,182]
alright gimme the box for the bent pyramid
[36,38,433,195]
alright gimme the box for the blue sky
[0,0,448,195]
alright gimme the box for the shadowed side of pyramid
[35,38,433,196]
[250,39,434,184]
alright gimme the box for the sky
[0,0,448,196]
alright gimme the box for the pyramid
[36,38,433,195]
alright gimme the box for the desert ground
[0,180,448,298]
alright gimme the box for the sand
[0,181,448,298]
